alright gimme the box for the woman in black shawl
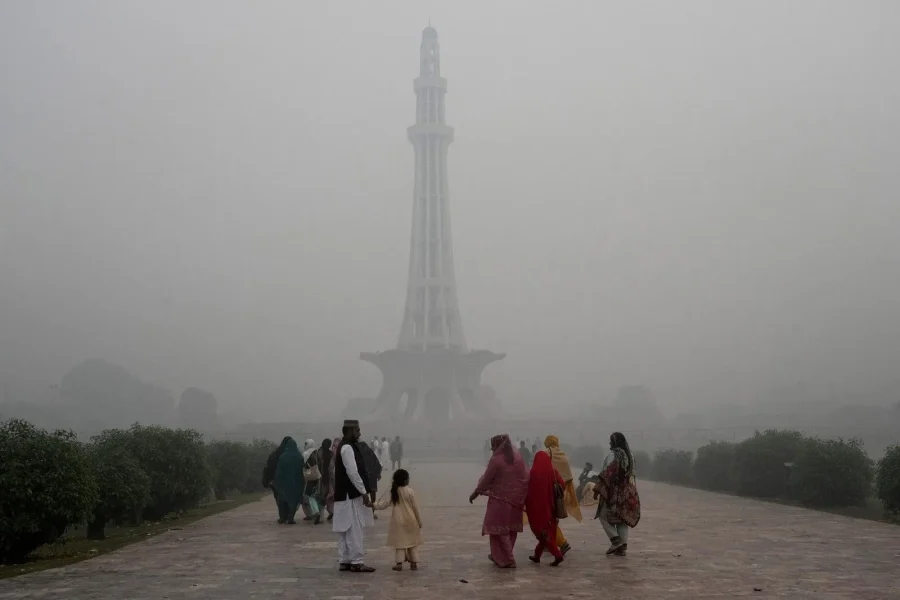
[317,438,334,520]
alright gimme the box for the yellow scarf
[544,435,582,522]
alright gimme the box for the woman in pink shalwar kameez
[469,434,529,568]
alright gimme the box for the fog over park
[1,2,899,432]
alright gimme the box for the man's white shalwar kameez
[333,444,374,565]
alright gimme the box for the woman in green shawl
[273,438,305,524]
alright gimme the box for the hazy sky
[2,1,898,420]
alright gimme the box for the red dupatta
[525,450,565,536]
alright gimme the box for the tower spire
[401,25,460,351]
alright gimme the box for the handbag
[304,456,321,481]
[553,480,568,520]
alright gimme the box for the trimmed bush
[790,437,873,508]
[0,419,98,563]
[207,440,252,500]
[94,424,210,520]
[87,432,151,539]
[693,441,736,492]
[876,444,900,518]
[653,449,694,485]
[732,430,804,498]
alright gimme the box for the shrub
[207,440,252,500]
[240,439,279,493]
[732,430,804,498]
[693,441,736,492]
[0,419,98,563]
[86,432,151,539]
[94,424,210,520]
[652,449,694,485]
[790,437,873,508]
[876,444,900,518]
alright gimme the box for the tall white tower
[361,27,504,421]
[398,26,466,351]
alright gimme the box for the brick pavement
[1,462,899,599]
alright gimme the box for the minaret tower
[398,26,465,352]
[360,27,504,421]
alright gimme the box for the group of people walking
[264,422,640,573]
[471,432,641,568]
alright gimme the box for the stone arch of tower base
[360,349,504,421]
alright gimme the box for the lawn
[0,492,265,580]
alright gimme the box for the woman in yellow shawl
[544,435,582,555]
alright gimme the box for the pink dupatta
[475,434,529,535]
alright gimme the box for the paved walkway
[1,462,899,599]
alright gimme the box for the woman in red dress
[525,450,566,566]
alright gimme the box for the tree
[207,440,252,500]
[732,430,804,498]
[876,444,900,519]
[179,388,218,431]
[86,432,151,539]
[791,437,873,508]
[693,441,736,492]
[0,420,98,563]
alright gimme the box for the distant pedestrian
[390,436,404,469]
[374,469,423,571]
[469,434,528,569]
[519,440,533,466]
[379,436,391,467]
[317,438,335,521]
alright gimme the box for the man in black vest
[332,419,376,572]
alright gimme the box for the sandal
[349,564,376,573]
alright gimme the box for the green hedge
[876,445,900,518]
[87,436,151,539]
[576,429,887,514]
[0,418,280,564]
[92,425,211,520]
[732,430,804,498]
[0,420,98,563]
[693,441,735,492]
[652,449,694,485]
[791,437,873,508]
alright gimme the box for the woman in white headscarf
[302,439,323,524]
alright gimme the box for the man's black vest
[334,440,371,501]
